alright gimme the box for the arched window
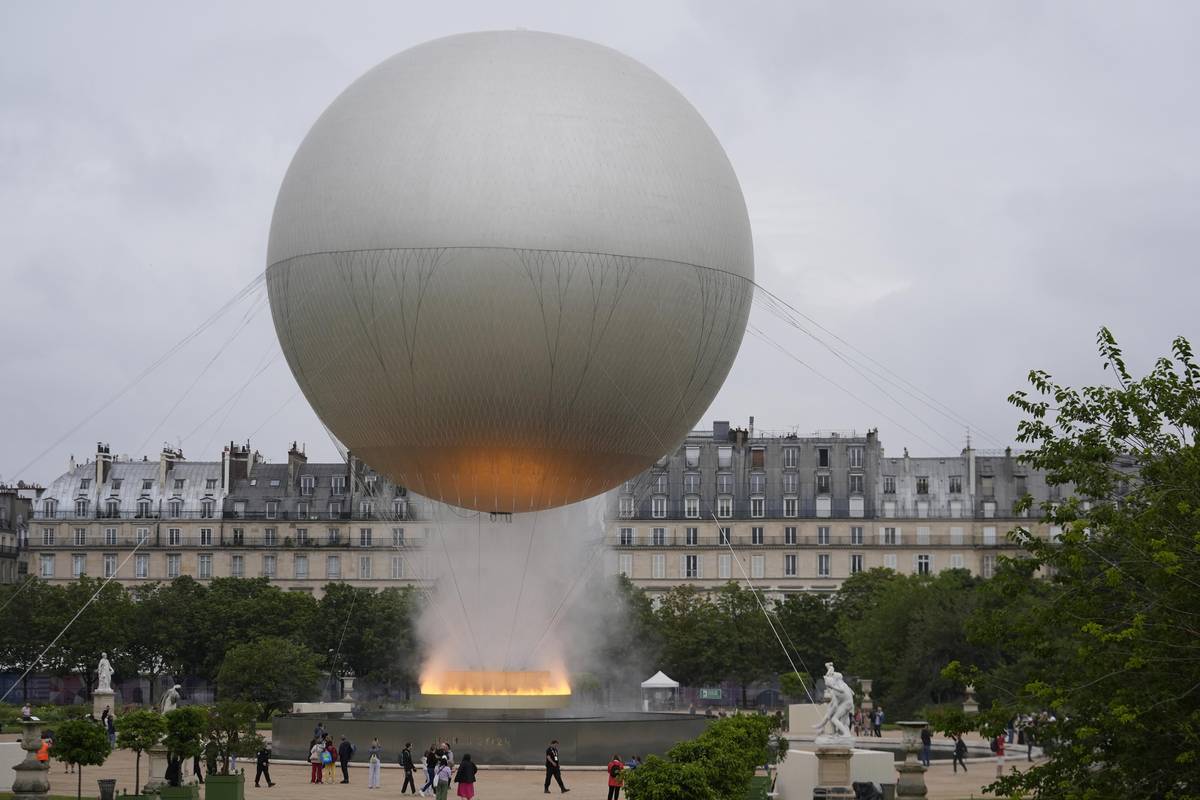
[74,498,89,517]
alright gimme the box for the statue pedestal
[815,745,854,793]
[11,718,50,800]
[895,721,929,798]
[93,689,116,720]
[143,744,170,793]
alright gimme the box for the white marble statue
[812,662,856,742]
[161,684,182,713]
[96,652,114,693]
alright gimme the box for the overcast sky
[3,1,1198,485]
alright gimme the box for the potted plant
[115,708,167,795]
[203,701,263,800]
[163,706,206,800]
[51,717,112,800]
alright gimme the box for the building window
[685,445,700,469]
[620,527,634,546]
[196,498,213,519]
[949,475,963,494]
[718,554,731,579]
[883,476,896,494]
[295,554,308,578]
[137,527,150,543]
[917,554,931,575]
[784,526,797,545]
[205,478,218,490]
[42,499,58,517]
[392,527,405,547]
[40,554,55,577]
[651,554,665,579]
[750,448,765,469]
[231,554,244,577]
[103,499,120,518]
[818,553,831,577]
[848,447,863,468]
[619,497,634,518]
[950,526,964,545]
[849,474,864,494]
[133,498,150,519]
[750,473,765,494]
[685,527,698,546]
[326,528,341,545]
[883,553,898,570]
[296,528,309,545]
[135,553,148,578]
[168,499,182,518]
[263,554,277,578]
[816,474,831,495]
[784,554,797,576]
[103,553,117,578]
[981,475,995,496]
[818,448,829,467]
[717,473,733,494]
[358,528,372,547]
[140,478,152,491]
[198,554,212,579]
[300,475,314,496]
[983,500,996,518]
[264,528,278,547]
[784,447,798,468]
[883,527,898,545]
[265,501,278,520]
[167,528,181,546]
[751,555,765,579]
[916,476,929,495]
[618,554,632,577]
[783,497,798,518]
[103,528,117,546]
[326,555,341,578]
[359,501,373,518]
[653,473,668,494]
[232,528,245,545]
[1014,475,1027,497]
[167,554,181,579]
[717,446,732,469]
[328,501,342,519]
[719,527,731,545]
[42,527,55,545]
[983,526,997,545]
[684,554,700,579]
[172,478,184,491]
[950,553,965,569]
[331,475,346,494]
[199,528,212,546]
[982,554,996,578]
[74,527,87,546]
[750,497,765,518]
[915,526,930,545]
[75,499,89,517]
[391,555,404,579]
[818,526,830,545]
[684,473,700,494]
[851,554,864,574]
[72,554,86,578]
[850,526,864,545]
[717,496,732,518]
[393,498,407,518]
[684,496,700,518]
[751,526,763,545]
[652,528,666,546]
[652,496,667,519]
[79,479,91,490]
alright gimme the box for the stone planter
[160,784,202,800]
[895,721,929,798]
[204,772,246,800]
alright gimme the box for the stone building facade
[0,483,36,583]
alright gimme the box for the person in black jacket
[920,726,932,767]
[255,745,275,788]
[338,736,354,783]
[952,735,968,773]
[400,742,417,794]
[544,739,569,793]
[454,754,478,798]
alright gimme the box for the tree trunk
[77,765,82,800]
[136,751,141,795]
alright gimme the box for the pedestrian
[873,707,884,737]
[1025,721,1035,762]
[434,756,453,800]
[255,744,275,788]
[442,740,454,769]
[1006,717,1015,744]
[193,753,206,784]
[625,755,641,770]
[420,744,438,796]
[314,721,327,741]
[324,737,338,783]
[606,753,624,800]
[544,738,569,793]
[993,733,1006,777]
[309,739,325,784]
[920,725,932,767]
[105,711,116,748]
[37,735,51,765]
[401,741,418,795]
[338,735,355,784]
[952,735,967,773]
[454,753,477,799]
[368,737,383,789]
[21,703,32,720]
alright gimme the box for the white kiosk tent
[640,670,680,711]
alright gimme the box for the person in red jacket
[994,734,1006,777]
[606,754,624,800]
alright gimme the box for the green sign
[699,688,722,700]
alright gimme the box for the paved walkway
[7,733,1041,800]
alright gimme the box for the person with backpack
[400,741,418,795]
[606,754,624,800]
[309,739,325,784]
[952,735,968,773]
[454,753,477,799]
[992,733,1006,776]
[324,737,337,783]
[367,737,383,789]
[434,756,453,800]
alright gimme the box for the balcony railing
[33,509,417,522]
[33,535,423,550]
[609,532,1025,549]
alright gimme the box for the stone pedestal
[341,676,355,703]
[93,690,116,720]
[962,684,978,715]
[11,718,50,800]
[815,745,853,791]
[858,679,873,713]
[142,744,170,793]
[895,721,928,798]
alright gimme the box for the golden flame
[420,669,571,697]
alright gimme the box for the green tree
[713,582,775,707]
[216,636,321,715]
[654,586,725,687]
[625,715,781,800]
[52,717,112,800]
[115,708,166,794]
[623,757,718,800]
[203,701,263,775]
[0,579,61,700]
[971,329,1200,798]
[163,706,206,787]
[772,591,845,691]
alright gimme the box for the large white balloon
[267,31,753,513]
